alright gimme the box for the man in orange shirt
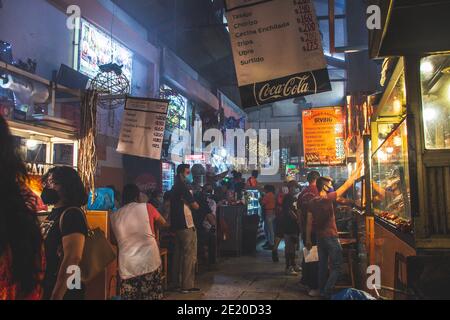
[246,170,259,188]
[261,185,276,250]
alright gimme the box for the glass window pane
[421,54,450,150]
[372,120,412,231]
[53,144,74,166]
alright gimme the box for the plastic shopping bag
[331,289,377,300]
[87,188,116,211]
[303,246,319,263]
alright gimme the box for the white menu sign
[117,97,169,160]
[225,0,331,108]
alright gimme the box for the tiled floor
[164,245,319,301]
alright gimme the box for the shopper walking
[281,194,301,276]
[0,116,43,300]
[41,166,88,300]
[170,164,200,293]
[261,185,276,250]
[272,183,289,262]
[110,184,168,300]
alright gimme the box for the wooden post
[328,0,335,55]
[363,134,375,265]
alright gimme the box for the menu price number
[293,0,320,52]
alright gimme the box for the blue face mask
[185,173,193,184]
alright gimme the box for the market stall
[368,0,450,299]
[1,59,118,300]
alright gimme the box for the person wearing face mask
[40,166,88,300]
[169,164,200,294]
[305,164,362,299]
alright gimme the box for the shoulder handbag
[60,207,117,283]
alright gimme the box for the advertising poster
[79,20,133,81]
[302,107,346,167]
[225,0,331,108]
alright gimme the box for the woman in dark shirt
[41,167,88,300]
[281,194,301,276]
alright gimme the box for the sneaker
[293,265,302,272]
[272,251,279,262]
[285,267,299,276]
[308,289,321,297]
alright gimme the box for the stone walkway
[164,245,319,300]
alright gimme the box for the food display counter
[217,205,246,257]
[368,59,417,297]
[216,189,262,256]
[368,1,450,298]
[372,120,413,238]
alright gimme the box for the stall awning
[8,120,77,142]
[369,0,450,58]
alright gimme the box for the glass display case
[245,189,264,239]
[245,189,261,216]
[372,120,413,233]
[420,53,450,150]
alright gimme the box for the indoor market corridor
[164,245,318,301]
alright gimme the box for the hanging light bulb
[26,138,39,150]
[424,108,438,122]
[421,61,434,75]
[393,98,402,114]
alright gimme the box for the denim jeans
[318,237,343,297]
[264,214,276,246]
[284,234,299,268]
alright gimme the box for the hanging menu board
[302,107,346,167]
[225,0,331,108]
[117,97,169,160]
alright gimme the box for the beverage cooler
[245,189,265,241]
[161,161,175,193]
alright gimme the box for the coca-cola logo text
[256,73,317,103]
